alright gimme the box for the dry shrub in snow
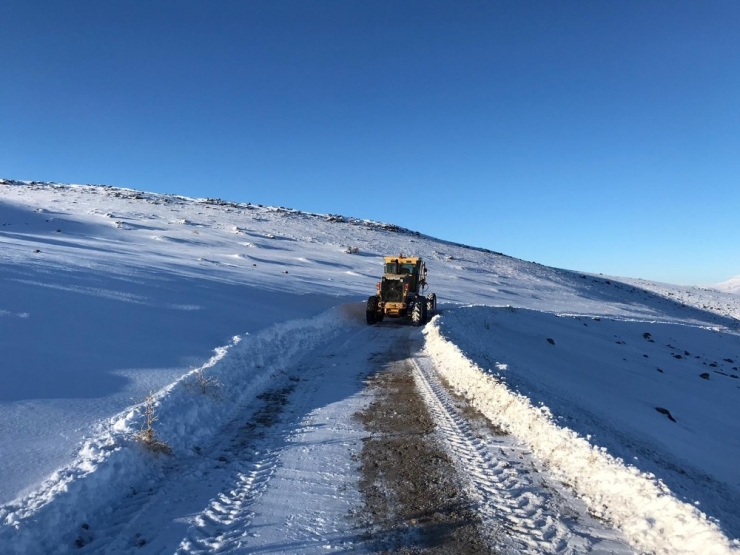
[134,391,173,455]
[184,368,222,399]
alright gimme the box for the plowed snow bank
[423,316,740,555]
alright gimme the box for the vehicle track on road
[355,333,493,554]
[411,345,635,554]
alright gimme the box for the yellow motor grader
[366,255,436,326]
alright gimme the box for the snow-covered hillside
[715,276,740,295]
[1,180,739,554]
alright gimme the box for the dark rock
[655,407,677,422]
[546,338,555,345]
[700,373,710,380]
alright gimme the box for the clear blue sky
[2,1,738,285]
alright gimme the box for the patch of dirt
[227,383,296,451]
[356,347,495,554]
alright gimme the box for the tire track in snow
[176,385,295,554]
[411,350,633,555]
[75,387,292,555]
[178,324,383,554]
[177,449,283,554]
[171,324,381,555]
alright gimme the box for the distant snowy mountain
[715,275,740,295]
[2,180,740,555]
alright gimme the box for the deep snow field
[1,179,739,554]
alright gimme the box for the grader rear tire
[411,301,423,326]
[426,293,437,313]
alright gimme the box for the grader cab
[366,255,436,326]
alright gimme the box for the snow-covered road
[76,324,378,554]
[56,321,631,555]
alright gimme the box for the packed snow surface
[1,179,739,553]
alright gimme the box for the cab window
[385,262,398,274]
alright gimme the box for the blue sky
[2,1,738,285]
